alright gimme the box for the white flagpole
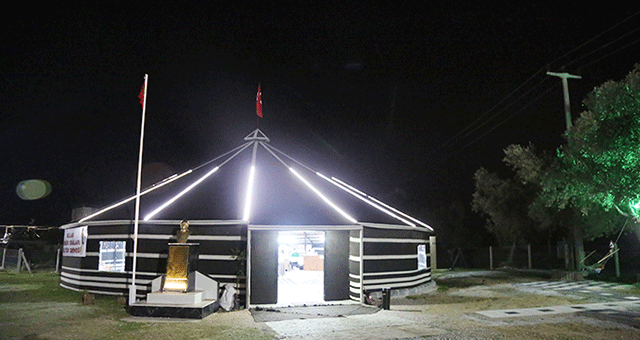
[129,74,148,305]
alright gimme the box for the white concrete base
[147,291,204,305]
[148,271,219,302]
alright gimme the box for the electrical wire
[432,11,640,160]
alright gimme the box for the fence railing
[437,244,575,271]
[1,247,62,273]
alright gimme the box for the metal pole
[527,244,532,270]
[130,74,148,305]
[489,246,493,270]
[564,241,570,270]
[547,72,582,130]
[429,236,437,270]
[17,248,23,273]
[614,243,621,278]
[359,228,364,304]
[1,248,6,270]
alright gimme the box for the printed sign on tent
[63,226,88,257]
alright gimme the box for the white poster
[63,226,87,257]
[417,244,427,270]
[98,241,126,272]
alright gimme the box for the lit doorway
[277,230,325,305]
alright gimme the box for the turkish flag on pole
[139,83,145,106]
[256,84,263,118]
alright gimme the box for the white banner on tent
[63,226,88,257]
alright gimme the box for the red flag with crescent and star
[256,84,263,118]
[139,83,145,106]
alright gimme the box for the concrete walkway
[256,274,640,339]
[477,280,640,319]
[261,309,447,340]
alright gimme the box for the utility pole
[548,71,583,272]
[547,72,582,130]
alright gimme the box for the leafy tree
[472,167,539,245]
[502,143,620,241]
[544,64,640,219]
[474,64,640,270]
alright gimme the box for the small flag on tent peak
[139,82,145,106]
[256,84,263,118]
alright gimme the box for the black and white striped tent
[59,129,434,306]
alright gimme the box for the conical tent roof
[80,129,432,230]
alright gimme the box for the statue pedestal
[147,291,204,305]
[163,243,198,292]
[128,242,220,319]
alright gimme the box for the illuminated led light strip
[242,165,256,221]
[259,142,289,167]
[263,142,431,229]
[144,142,253,221]
[368,196,433,231]
[242,142,259,222]
[330,177,367,197]
[262,143,315,172]
[191,141,252,172]
[261,143,356,224]
[80,143,253,223]
[331,176,433,231]
[143,167,219,220]
[78,170,192,223]
[289,168,357,224]
[317,172,416,227]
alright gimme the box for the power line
[438,68,546,149]
[428,83,560,169]
[580,37,640,70]
[431,11,640,161]
[551,11,640,70]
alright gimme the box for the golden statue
[163,220,194,292]
[176,220,191,243]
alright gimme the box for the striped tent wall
[350,223,431,301]
[60,220,247,302]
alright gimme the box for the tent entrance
[277,230,325,305]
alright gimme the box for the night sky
[2,3,639,233]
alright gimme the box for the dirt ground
[3,270,640,339]
[386,271,640,339]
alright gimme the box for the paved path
[263,309,447,340]
[477,280,640,325]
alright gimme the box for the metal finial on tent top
[244,128,270,142]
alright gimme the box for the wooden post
[20,250,31,274]
[528,244,532,269]
[0,247,6,270]
[17,248,22,273]
[614,243,621,278]
[429,236,437,270]
[55,247,61,273]
[490,246,494,269]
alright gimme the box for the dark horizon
[2,4,638,234]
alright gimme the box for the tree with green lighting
[503,143,622,241]
[512,63,640,271]
[542,64,640,225]
[473,64,640,270]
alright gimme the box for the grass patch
[0,270,275,340]
[0,271,83,303]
